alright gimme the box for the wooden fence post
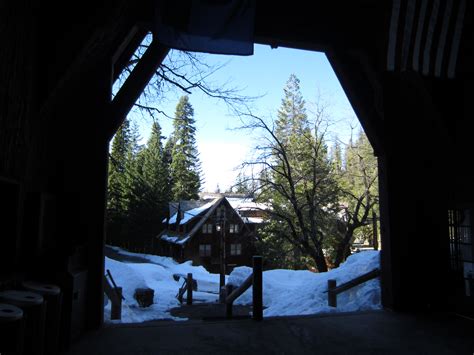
[252,256,263,321]
[186,273,193,305]
[328,279,337,307]
[111,287,122,320]
[226,284,234,319]
[226,302,233,319]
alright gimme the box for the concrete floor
[67,311,473,355]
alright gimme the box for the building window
[229,224,239,233]
[202,224,212,234]
[230,244,242,256]
[199,244,211,257]
[216,224,222,232]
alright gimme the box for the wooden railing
[104,269,123,320]
[175,273,196,305]
[225,256,263,321]
[327,268,380,307]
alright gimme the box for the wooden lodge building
[157,196,266,273]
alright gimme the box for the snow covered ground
[104,246,381,323]
[228,250,381,317]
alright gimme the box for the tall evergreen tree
[329,129,379,266]
[275,74,309,143]
[331,138,343,174]
[169,95,202,200]
[120,121,171,246]
[143,121,170,214]
[107,119,132,245]
[123,121,142,212]
[107,120,131,214]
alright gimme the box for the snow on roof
[168,199,219,225]
[161,197,226,246]
[160,234,190,245]
[243,217,265,224]
[228,198,270,211]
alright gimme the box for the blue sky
[130,44,360,192]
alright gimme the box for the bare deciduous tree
[236,109,338,272]
[236,109,379,271]
[117,34,259,122]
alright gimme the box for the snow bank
[105,247,381,323]
[230,251,381,317]
[108,246,225,293]
[227,266,252,287]
[104,257,186,323]
[104,250,223,323]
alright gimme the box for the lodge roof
[158,196,258,245]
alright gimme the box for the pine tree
[107,118,132,245]
[143,121,170,215]
[234,173,251,195]
[163,137,174,190]
[108,120,133,211]
[330,129,379,266]
[275,74,311,146]
[123,121,142,213]
[169,95,202,200]
[118,120,171,247]
[331,138,343,174]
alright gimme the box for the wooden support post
[107,40,169,140]
[219,211,226,299]
[225,284,234,319]
[112,26,148,83]
[252,256,263,321]
[219,225,225,303]
[466,272,473,297]
[225,284,234,297]
[111,287,122,320]
[328,279,337,307]
[186,273,193,305]
[226,302,233,319]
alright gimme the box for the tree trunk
[308,247,328,272]
[334,227,355,267]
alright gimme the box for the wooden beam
[107,40,169,140]
[252,256,263,321]
[325,50,385,157]
[111,287,122,320]
[328,268,381,307]
[226,274,253,305]
[328,279,337,307]
[333,268,381,295]
[39,2,140,119]
[112,26,149,83]
[103,275,122,320]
